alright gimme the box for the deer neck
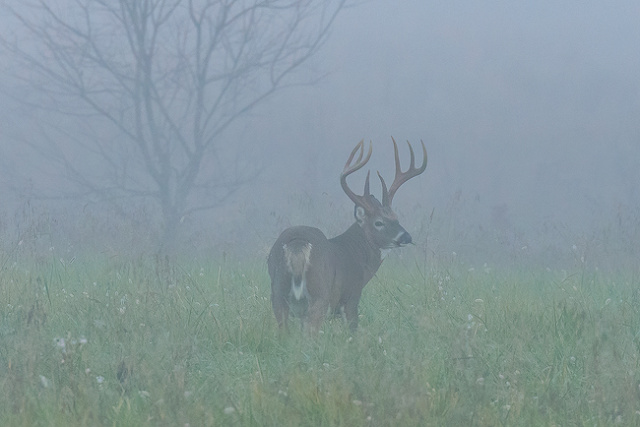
[331,222,382,272]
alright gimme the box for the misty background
[1,1,639,271]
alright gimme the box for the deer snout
[395,230,412,246]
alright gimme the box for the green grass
[1,252,640,426]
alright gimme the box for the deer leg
[305,300,329,334]
[343,295,361,331]
[271,293,289,330]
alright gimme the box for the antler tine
[341,140,373,207]
[392,137,402,179]
[343,139,371,174]
[364,170,371,196]
[377,171,390,206]
[385,137,428,206]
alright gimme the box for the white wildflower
[40,375,50,388]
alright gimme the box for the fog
[1,1,639,268]
[253,1,640,219]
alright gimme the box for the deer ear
[354,205,367,224]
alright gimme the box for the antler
[380,137,428,207]
[340,140,375,209]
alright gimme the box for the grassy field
[1,251,640,426]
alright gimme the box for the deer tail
[283,241,312,301]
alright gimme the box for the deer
[267,138,427,333]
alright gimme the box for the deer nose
[396,231,412,246]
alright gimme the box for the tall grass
[1,247,639,426]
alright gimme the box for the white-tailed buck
[268,138,427,332]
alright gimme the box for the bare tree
[0,0,346,250]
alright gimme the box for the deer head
[341,137,427,250]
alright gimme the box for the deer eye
[374,220,385,228]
